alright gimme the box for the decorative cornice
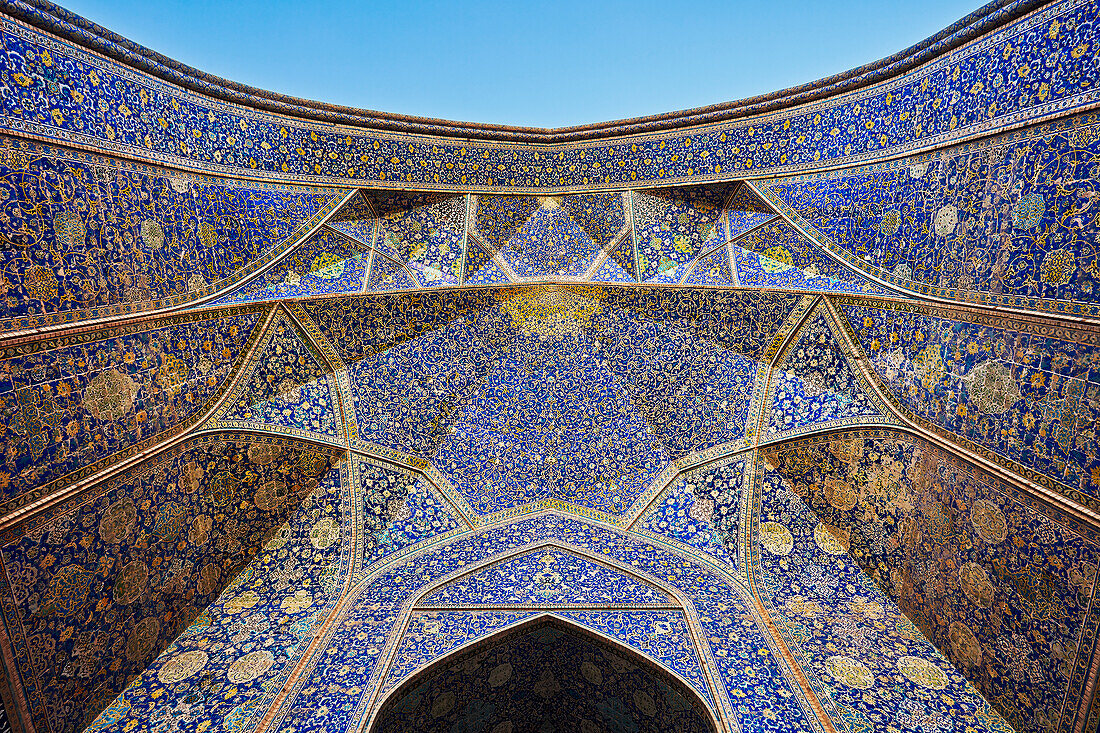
[0,0,1048,144]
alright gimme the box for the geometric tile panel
[633,184,733,283]
[754,463,1015,733]
[7,3,1100,732]
[683,245,734,286]
[463,239,513,285]
[840,300,1100,508]
[210,310,341,442]
[594,233,638,282]
[211,227,368,305]
[764,115,1100,310]
[368,190,466,286]
[725,184,776,240]
[736,216,874,283]
[732,244,887,295]
[0,309,260,506]
[367,252,419,292]
[1,435,338,733]
[311,286,795,515]
[0,135,339,328]
[475,193,626,279]
[638,457,746,571]
[766,309,889,436]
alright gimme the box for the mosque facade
[0,1,1097,731]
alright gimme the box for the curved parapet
[1,2,1100,732]
[0,0,1093,189]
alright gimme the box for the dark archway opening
[371,615,719,733]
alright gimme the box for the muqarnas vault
[0,0,1097,732]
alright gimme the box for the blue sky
[64,0,981,128]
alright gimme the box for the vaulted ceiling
[0,2,1098,733]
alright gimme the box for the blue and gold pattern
[421,547,675,607]
[1,1,1097,193]
[207,310,341,443]
[764,432,1100,733]
[2,0,1100,731]
[839,299,1100,508]
[211,228,367,305]
[0,134,338,329]
[765,309,889,436]
[0,433,338,733]
[763,112,1100,316]
[0,308,259,507]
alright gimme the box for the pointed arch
[365,613,723,733]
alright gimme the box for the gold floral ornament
[225,590,260,613]
[168,176,191,193]
[248,443,284,465]
[140,219,165,249]
[125,617,160,662]
[923,500,955,541]
[196,563,220,595]
[310,517,340,549]
[24,265,59,301]
[255,479,290,512]
[310,252,346,280]
[814,523,850,554]
[157,354,190,397]
[157,650,208,684]
[152,501,188,542]
[113,560,148,604]
[897,656,948,690]
[98,498,137,543]
[879,210,901,236]
[970,499,1008,544]
[961,360,1021,414]
[759,247,794,273]
[188,515,212,545]
[1040,248,1076,286]
[1012,193,1045,229]
[912,344,945,390]
[581,661,603,685]
[948,621,984,669]
[41,565,94,617]
[204,471,239,508]
[178,460,204,494]
[53,210,85,249]
[281,589,313,613]
[958,561,994,608]
[495,286,603,338]
[824,477,858,511]
[826,656,874,689]
[227,650,275,684]
[198,221,218,250]
[83,369,139,422]
[759,522,794,555]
